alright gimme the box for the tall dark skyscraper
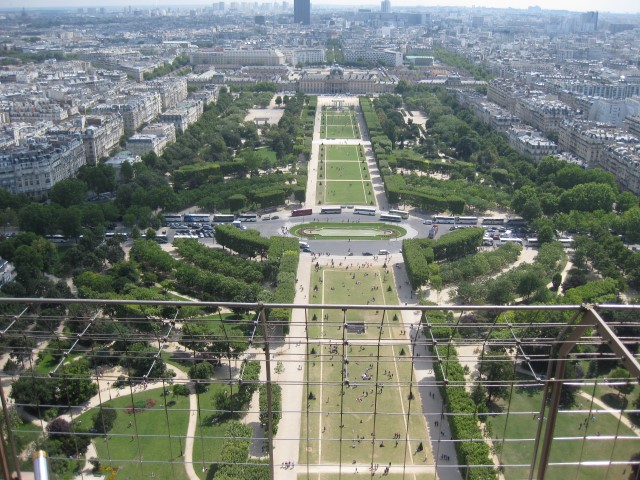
[294,0,310,25]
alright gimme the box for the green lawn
[301,268,432,467]
[75,388,191,480]
[318,180,375,205]
[487,387,640,479]
[298,474,434,479]
[189,382,236,479]
[323,145,361,161]
[322,161,369,181]
[320,110,359,139]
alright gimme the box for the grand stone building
[296,66,396,95]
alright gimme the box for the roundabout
[290,222,406,240]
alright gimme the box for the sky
[7,0,640,14]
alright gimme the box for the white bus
[559,238,574,249]
[499,237,523,246]
[433,215,456,224]
[212,214,235,223]
[526,238,539,247]
[456,216,479,225]
[238,213,258,222]
[379,213,402,223]
[388,209,409,219]
[320,207,342,214]
[481,217,505,226]
[354,207,376,216]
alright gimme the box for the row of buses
[430,216,528,228]
[294,207,408,223]
[163,213,259,225]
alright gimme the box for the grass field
[320,109,359,139]
[75,388,190,480]
[290,222,406,240]
[323,145,362,161]
[300,267,433,470]
[323,161,369,181]
[319,180,375,205]
[488,387,640,479]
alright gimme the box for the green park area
[320,109,360,139]
[317,144,373,205]
[487,384,640,480]
[300,267,432,468]
[75,388,191,480]
[290,222,405,240]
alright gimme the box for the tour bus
[238,213,257,222]
[379,213,402,223]
[559,238,574,249]
[506,217,528,228]
[291,208,313,217]
[455,216,479,225]
[432,215,456,224]
[499,237,523,246]
[354,207,376,216]
[162,213,182,225]
[388,209,409,219]
[526,238,539,247]
[320,207,342,214]
[45,234,68,244]
[481,217,506,226]
[184,213,211,223]
[212,214,235,223]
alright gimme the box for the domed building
[296,64,396,95]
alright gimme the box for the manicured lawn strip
[487,387,639,480]
[290,222,406,240]
[320,180,374,205]
[75,388,190,480]
[323,145,361,161]
[302,268,431,467]
[324,161,370,181]
[320,110,359,139]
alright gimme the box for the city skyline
[7,0,640,14]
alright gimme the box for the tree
[189,361,215,393]
[275,96,283,107]
[56,360,98,407]
[49,179,88,208]
[10,370,57,415]
[47,417,90,457]
[608,367,634,399]
[92,406,117,434]
[478,349,515,402]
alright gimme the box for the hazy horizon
[5,0,640,14]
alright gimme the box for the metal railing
[0,298,638,480]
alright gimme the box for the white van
[378,249,390,255]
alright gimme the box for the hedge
[432,346,496,480]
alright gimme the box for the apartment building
[558,121,619,167]
[601,141,640,195]
[126,123,175,156]
[136,78,188,111]
[0,134,86,198]
[111,92,162,132]
[343,48,403,67]
[82,114,124,165]
[624,115,640,137]
[515,98,574,134]
[159,100,204,133]
[291,48,326,66]
[507,126,557,162]
[9,99,69,124]
[190,49,286,66]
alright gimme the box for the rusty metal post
[258,305,275,480]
